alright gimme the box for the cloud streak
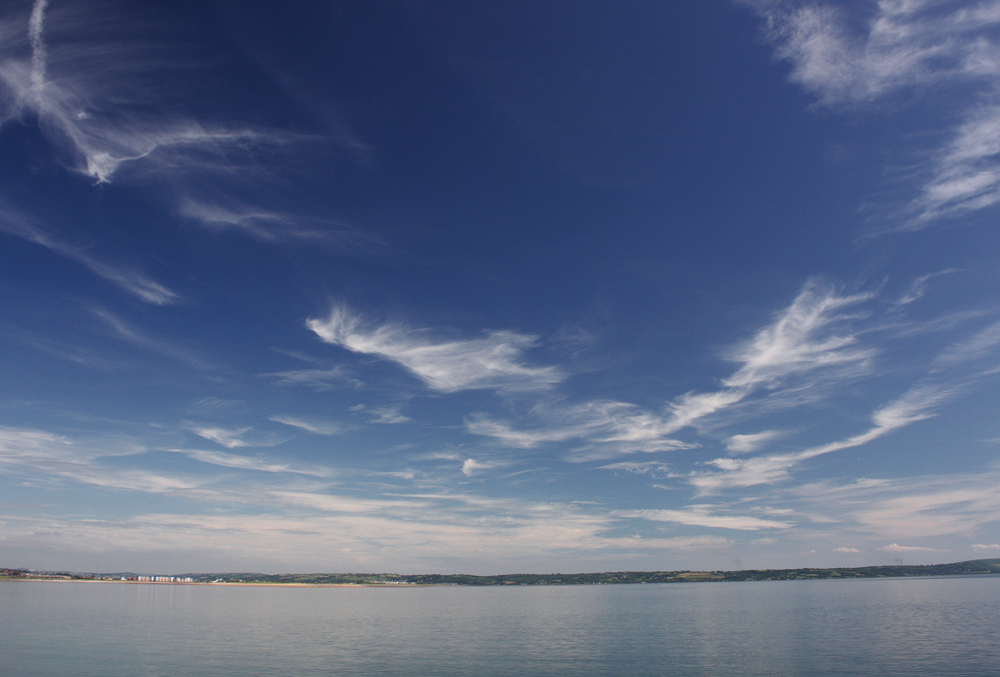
[911,102,1000,225]
[598,460,674,476]
[466,400,696,459]
[0,508,732,574]
[743,0,1000,226]
[28,0,49,92]
[189,426,288,449]
[92,308,211,369]
[0,0,285,183]
[617,506,793,531]
[745,0,1000,106]
[468,281,876,456]
[269,416,342,435]
[262,365,361,390]
[177,199,379,250]
[0,426,198,494]
[690,383,952,493]
[879,542,947,553]
[0,0,352,255]
[721,283,874,389]
[0,204,181,305]
[460,458,509,477]
[307,306,563,393]
[725,430,786,454]
[173,448,331,477]
[0,424,745,571]
[367,406,411,424]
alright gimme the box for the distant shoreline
[4,558,1000,587]
[4,575,1000,589]
[0,578,378,588]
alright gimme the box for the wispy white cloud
[0,425,767,570]
[0,204,181,305]
[598,460,674,476]
[0,507,731,573]
[879,542,947,553]
[672,279,1000,493]
[28,0,49,92]
[0,426,337,502]
[616,506,793,531]
[635,281,873,435]
[91,308,211,369]
[307,306,563,393]
[460,458,510,477]
[894,268,958,306]
[972,543,1000,550]
[909,101,1000,224]
[0,426,198,494]
[854,485,1000,539]
[189,397,245,413]
[190,426,252,448]
[270,348,325,365]
[722,282,875,389]
[463,277,1000,493]
[172,448,331,477]
[346,404,413,425]
[414,451,463,462]
[663,389,750,433]
[931,319,1000,370]
[467,400,695,459]
[269,416,343,436]
[744,0,1000,106]
[59,468,201,494]
[0,426,131,465]
[725,430,787,454]
[261,365,361,390]
[0,0,355,257]
[189,426,288,449]
[0,0,289,183]
[743,0,1000,226]
[6,327,121,370]
[791,469,1000,541]
[691,382,952,493]
[589,407,698,452]
[833,546,861,553]
[177,199,379,249]
[368,406,411,424]
[465,413,588,448]
[468,281,876,456]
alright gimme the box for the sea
[2,575,998,676]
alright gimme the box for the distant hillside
[196,558,1000,585]
[5,559,1000,585]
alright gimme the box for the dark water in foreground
[2,576,998,676]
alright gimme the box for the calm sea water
[2,576,998,676]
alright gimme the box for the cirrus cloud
[307,306,563,393]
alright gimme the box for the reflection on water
[2,576,999,676]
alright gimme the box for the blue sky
[2,0,1000,574]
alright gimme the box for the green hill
[176,558,1000,585]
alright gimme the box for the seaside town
[1,569,197,583]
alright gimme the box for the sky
[2,0,1000,575]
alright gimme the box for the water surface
[2,576,998,676]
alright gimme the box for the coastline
[4,558,1000,587]
[1,578,394,588]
